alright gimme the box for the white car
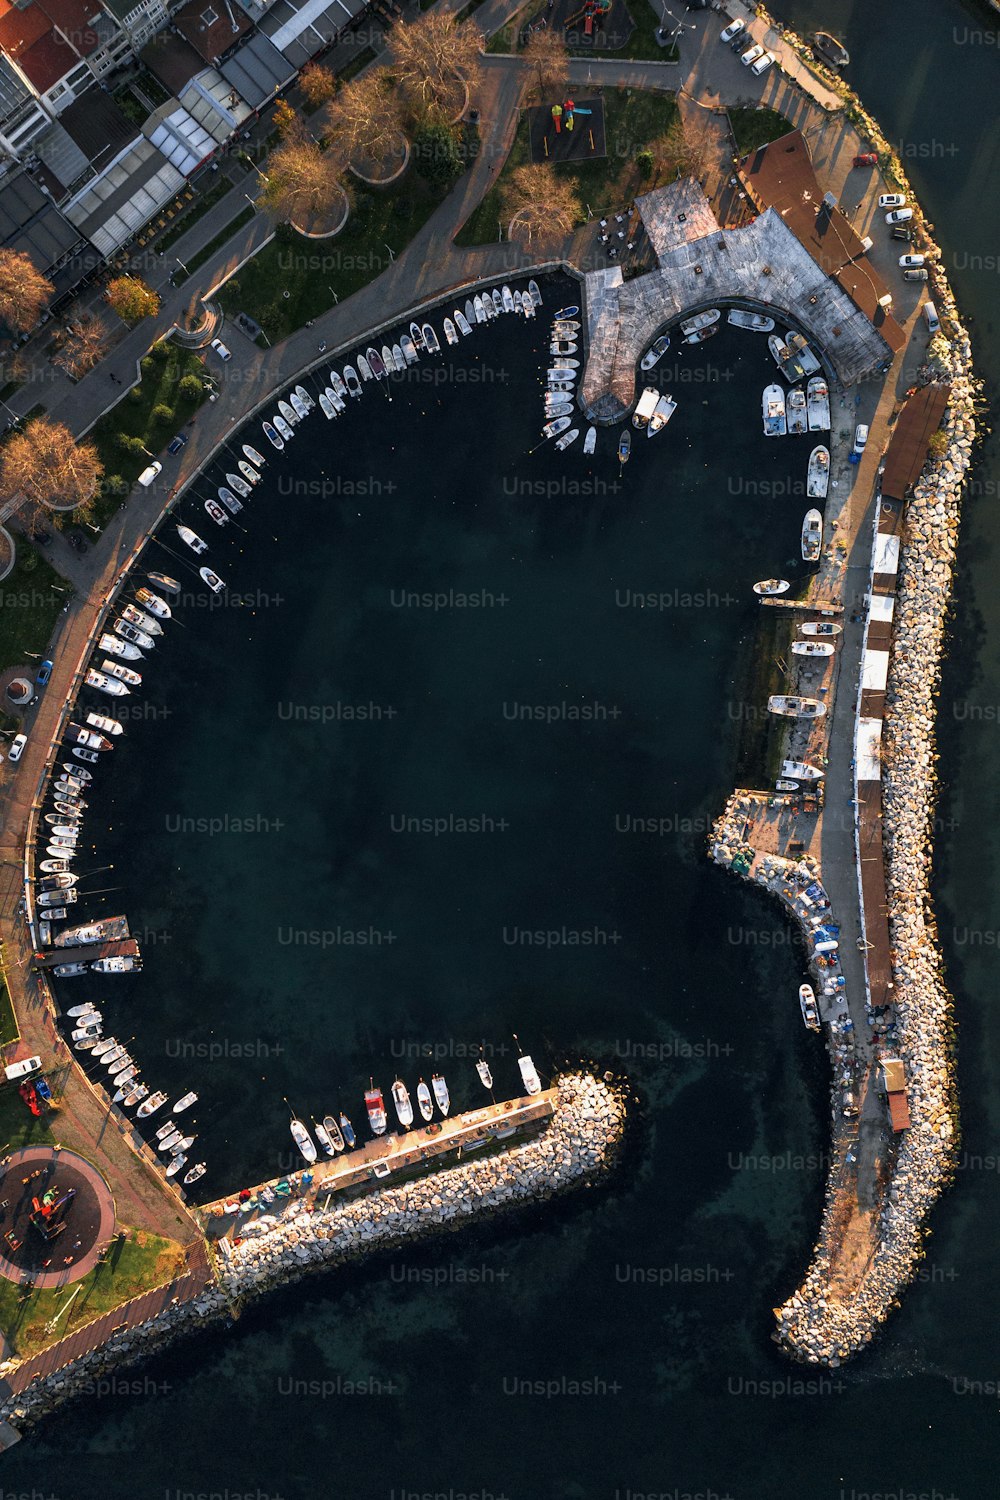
[741,43,765,66]
[853,424,869,455]
[8,732,27,763]
[899,253,926,269]
[210,339,232,361]
[751,51,775,76]
[4,1054,41,1081]
[878,194,906,209]
[137,461,162,487]
[720,19,745,42]
[885,208,913,225]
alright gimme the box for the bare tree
[503,163,581,247]
[258,136,352,227]
[323,70,407,170]
[653,118,711,184]
[53,315,110,379]
[0,249,53,334]
[387,13,482,122]
[523,29,569,99]
[0,416,102,522]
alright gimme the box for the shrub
[148,341,171,363]
[151,403,174,425]
[116,434,146,456]
[636,150,654,181]
[413,122,463,188]
[927,430,948,459]
[104,474,125,497]
[127,387,143,405]
[178,374,203,402]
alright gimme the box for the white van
[137,461,162,487]
[923,301,940,334]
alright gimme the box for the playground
[0,1147,116,1288]
[527,95,608,164]
[520,0,636,53]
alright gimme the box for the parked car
[210,338,232,361]
[138,461,162,487]
[35,659,52,687]
[853,152,878,167]
[923,301,941,334]
[751,51,775,75]
[167,433,189,455]
[740,43,765,66]
[891,226,913,242]
[878,193,906,209]
[885,208,914,225]
[4,1055,41,1082]
[903,268,929,282]
[899,253,926,269]
[853,424,869,456]
[8,732,27,763]
[720,18,745,42]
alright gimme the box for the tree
[387,13,482,123]
[53,315,110,379]
[300,63,336,109]
[273,99,299,139]
[503,163,581,247]
[0,249,53,334]
[178,373,203,402]
[151,403,174,425]
[0,417,102,523]
[413,122,464,188]
[652,118,711,184]
[323,70,407,170]
[523,30,569,99]
[258,135,351,227]
[106,277,160,323]
[116,433,151,458]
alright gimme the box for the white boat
[136,588,171,619]
[552,320,579,333]
[753,578,789,596]
[782,760,825,780]
[100,633,142,661]
[416,1079,433,1121]
[101,660,141,686]
[807,446,831,499]
[357,354,373,382]
[464,298,476,324]
[502,285,515,312]
[174,1091,198,1113]
[785,331,821,375]
[319,394,336,420]
[423,323,441,354]
[521,292,535,321]
[769,334,807,382]
[92,956,140,973]
[176,525,208,556]
[226,473,251,499]
[322,1114,345,1151]
[68,1002,100,1018]
[205,499,229,527]
[544,403,573,419]
[800,621,842,637]
[528,279,542,308]
[584,427,596,454]
[114,619,155,650]
[113,1064,139,1088]
[379,346,394,376]
[679,309,720,336]
[122,603,162,636]
[218,488,242,516]
[365,1084,387,1135]
[165,1155,188,1179]
[278,398,299,425]
[728,309,775,332]
[548,367,577,383]
[551,357,579,369]
[641,335,671,370]
[293,384,314,410]
[792,640,836,657]
[543,416,572,439]
[123,1083,148,1109]
[473,295,487,323]
[183,1163,207,1185]
[476,1057,493,1089]
[400,334,418,364]
[263,421,283,451]
[632,387,660,430]
[762,384,787,437]
[409,321,425,348]
[807,376,831,431]
[776,779,799,792]
[799,983,821,1031]
[767,695,828,718]
[455,310,472,337]
[491,289,503,314]
[392,1079,413,1127]
[443,317,458,346]
[432,1073,450,1116]
[555,428,579,450]
[86,668,129,698]
[328,372,347,400]
[550,341,578,356]
[392,344,405,371]
[39,888,77,905]
[518,1053,542,1095]
[243,444,266,468]
[787,388,808,435]
[801,508,823,561]
[648,395,677,435]
[327,387,345,413]
[313,1119,336,1156]
[200,567,225,594]
[290,1117,317,1163]
[85,711,122,736]
[274,414,294,442]
[344,366,361,397]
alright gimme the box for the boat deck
[33,937,140,968]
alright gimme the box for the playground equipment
[565,0,612,37]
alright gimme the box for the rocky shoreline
[0,1072,626,1437]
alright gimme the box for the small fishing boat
[618,430,631,465]
[552,357,579,369]
[491,290,503,315]
[263,421,283,451]
[114,619,155,650]
[769,334,807,383]
[85,712,122,737]
[554,304,579,319]
[72,1024,102,1043]
[60,761,91,780]
[799,983,821,1031]
[782,760,825,780]
[135,586,170,619]
[801,508,823,561]
[291,1117,317,1163]
[170,1135,196,1156]
[544,404,573,419]
[86,669,129,698]
[807,376,831,431]
[75,1036,101,1051]
[165,1155,187,1179]
[787,387,809,436]
[200,567,225,594]
[684,325,718,345]
[416,1079,433,1121]
[517,1052,542,1095]
[39,886,77,904]
[323,1114,345,1151]
[763,383,787,437]
[53,960,87,977]
[92,955,140,973]
[226,473,251,500]
[409,321,425,349]
[785,331,821,376]
[68,1003,100,1018]
[344,365,362,397]
[91,1037,119,1057]
[792,640,836,657]
[632,387,659,430]
[293,384,314,411]
[555,428,579,450]
[174,1091,198,1113]
[455,310,473,338]
[753,579,790,596]
[289,393,309,422]
[391,344,405,371]
[274,414,294,443]
[100,633,142,661]
[319,394,336,420]
[641,335,671,370]
[365,1083,387,1135]
[113,1064,139,1088]
[313,1118,336,1156]
[243,444,266,467]
[101,1047,130,1070]
[811,30,849,67]
[367,347,387,379]
[800,621,842,638]
[158,1130,182,1154]
[648,395,677,435]
[543,416,572,439]
[400,334,418,365]
[728,309,775,332]
[767,695,828,719]
[423,323,441,354]
[473,295,487,324]
[443,317,459,346]
[183,1163,207,1185]
[550,341,578,356]
[277,399,298,428]
[339,1112,356,1148]
[176,525,208,556]
[807,445,831,499]
[205,498,229,527]
[584,427,597,454]
[122,601,161,635]
[326,386,345,413]
[432,1073,450,1116]
[392,1078,414,1127]
[679,309,720,337]
[328,372,347,401]
[101,659,140,686]
[529,279,542,308]
[123,1082,148,1109]
[148,571,181,594]
[513,290,523,314]
[464,298,476,324]
[552,320,580,334]
[357,354,374,382]
[476,1056,493,1089]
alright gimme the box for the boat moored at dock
[767,695,828,718]
[801,508,823,561]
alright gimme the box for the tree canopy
[387,13,481,122]
[0,249,53,334]
[0,417,103,521]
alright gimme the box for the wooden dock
[760,598,844,614]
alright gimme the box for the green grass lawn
[727,107,794,157]
[0,549,73,684]
[0,1225,186,1359]
[455,88,679,246]
[89,344,210,524]
[218,170,451,345]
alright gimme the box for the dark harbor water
[8,2,1000,1493]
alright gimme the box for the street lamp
[175,258,189,276]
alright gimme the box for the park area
[0,549,73,685]
[487,0,677,59]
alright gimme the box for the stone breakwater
[0,1072,625,1436]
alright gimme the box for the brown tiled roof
[172,0,252,64]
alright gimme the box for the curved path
[0,1147,114,1289]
